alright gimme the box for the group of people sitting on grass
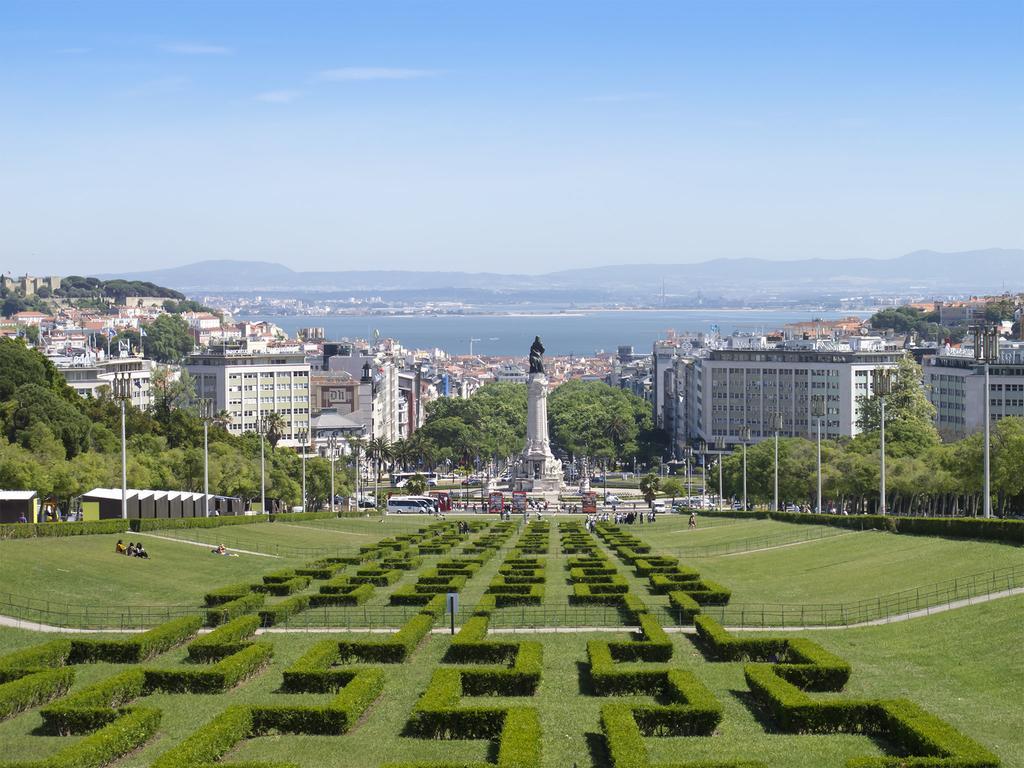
[115,539,149,558]
[210,544,238,557]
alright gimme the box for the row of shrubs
[744,664,1000,766]
[704,509,1024,544]
[0,520,129,540]
[69,615,202,663]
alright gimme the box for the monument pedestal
[515,373,563,494]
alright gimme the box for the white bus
[386,495,439,514]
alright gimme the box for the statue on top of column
[528,336,545,375]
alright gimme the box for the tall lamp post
[111,372,132,520]
[297,428,309,513]
[715,440,725,511]
[258,414,269,514]
[872,369,893,515]
[812,396,825,514]
[972,324,1000,518]
[199,398,213,517]
[328,435,338,515]
[770,411,783,512]
[738,426,751,511]
[682,446,692,505]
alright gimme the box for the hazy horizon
[2,0,1021,276]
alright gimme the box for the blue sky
[1,0,1021,275]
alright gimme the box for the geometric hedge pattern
[0,518,1002,767]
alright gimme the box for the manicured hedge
[0,520,129,540]
[187,615,260,662]
[308,583,374,607]
[131,516,267,532]
[40,669,145,734]
[145,642,272,694]
[150,704,253,768]
[203,582,254,606]
[268,510,340,522]
[257,595,310,626]
[703,509,1024,544]
[33,706,162,768]
[0,668,75,723]
[336,611,435,663]
[252,668,384,734]
[743,664,1000,765]
[667,590,702,622]
[252,576,311,596]
[0,640,72,670]
[69,616,202,663]
[206,593,264,626]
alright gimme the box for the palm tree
[367,438,393,484]
[639,473,661,509]
[603,413,631,465]
[263,411,287,449]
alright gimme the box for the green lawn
[626,518,1019,606]
[0,517,1021,767]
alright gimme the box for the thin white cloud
[256,90,300,104]
[582,92,661,104]
[161,42,232,55]
[317,67,437,82]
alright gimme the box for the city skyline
[1,0,1021,275]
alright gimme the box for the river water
[241,309,870,356]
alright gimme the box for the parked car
[604,494,622,505]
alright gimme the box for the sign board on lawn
[582,491,598,514]
[512,491,527,512]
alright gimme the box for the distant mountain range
[95,248,1023,298]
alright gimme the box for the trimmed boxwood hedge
[257,595,310,626]
[702,509,1024,545]
[252,668,384,734]
[27,706,162,768]
[69,616,202,663]
[0,520,129,540]
[187,615,261,662]
[131,516,267,532]
[145,642,272,694]
[40,669,145,734]
[0,668,75,723]
[206,593,264,626]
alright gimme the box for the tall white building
[924,341,1024,440]
[695,341,904,446]
[55,355,155,411]
[186,344,311,447]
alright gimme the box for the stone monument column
[517,336,563,493]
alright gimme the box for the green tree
[405,473,428,496]
[141,314,194,363]
[639,473,660,507]
[855,355,939,458]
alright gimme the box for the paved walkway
[133,531,281,558]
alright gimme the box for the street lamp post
[199,399,213,517]
[715,440,724,511]
[682,446,692,506]
[258,414,268,514]
[298,429,309,513]
[770,411,783,512]
[328,435,338,516]
[812,396,825,514]
[872,369,893,515]
[111,372,132,520]
[738,426,751,512]
[972,325,1000,518]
